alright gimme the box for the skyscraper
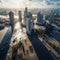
[24,7,28,26]
[18,11,23,31]
[25,11,34,34]
[9,11,14,33]
[19,11,22,22]
[37,12,44,25]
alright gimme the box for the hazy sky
[1,0,60,3]
[0,0,60,8]
[2,0,60,2]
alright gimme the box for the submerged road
[0,27,12,60]
[28,33,55,60]
[0,26,57,60]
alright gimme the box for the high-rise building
[25,12,34,34]
[9,11,14,33]
[18,11,23,31]
[37,12,44,25]
[24,7,28,26]
[18,11,22,22]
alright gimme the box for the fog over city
[0,0,60,9]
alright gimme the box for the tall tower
[23,7,28,26]
[19,11,22,22]
[25,12,34,34]
[25,7,28,13]
[37,12,43,25]
[9,11,14,33]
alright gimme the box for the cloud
[0,0,60,9]
[0,0,23,8]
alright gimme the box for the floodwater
[0,27,12,60]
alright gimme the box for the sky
[0,0,60,8]
[1,0,60,3]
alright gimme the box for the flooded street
[0,27,12,60]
